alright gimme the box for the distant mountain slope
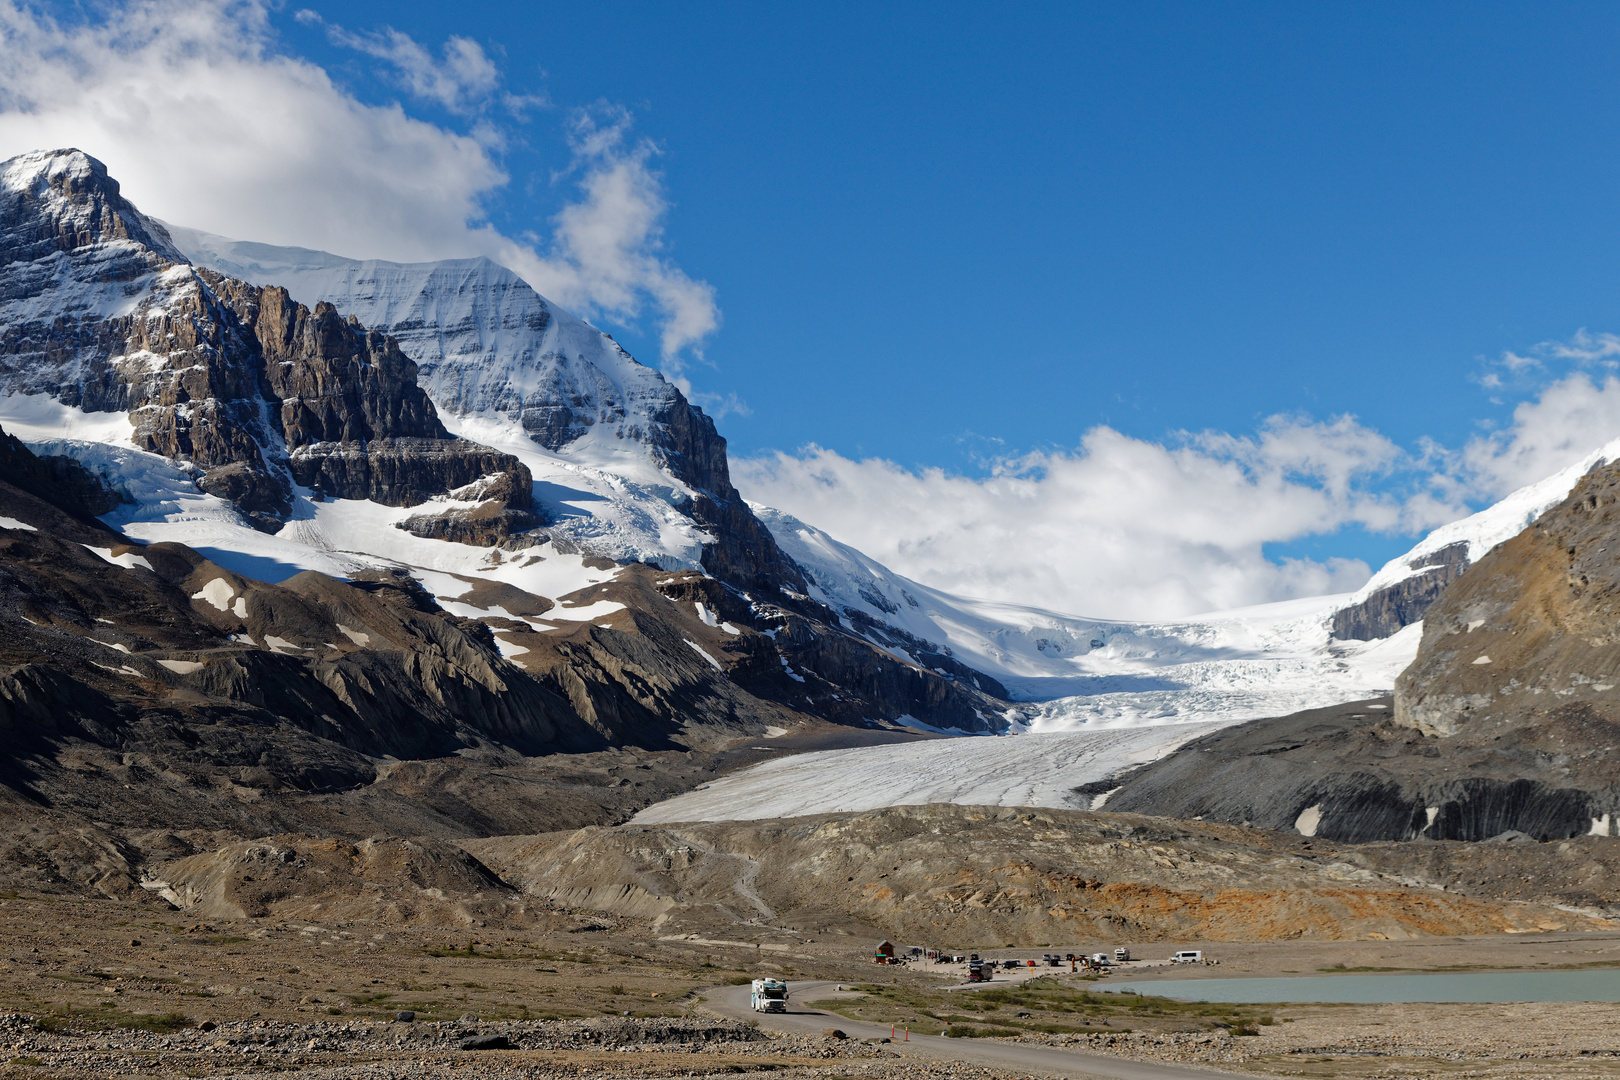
[758,505,1414,726]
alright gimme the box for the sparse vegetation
[808,978,1279,1038]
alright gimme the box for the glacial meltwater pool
[1103,970,1620,1003]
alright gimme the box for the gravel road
[704,980,1246,1080]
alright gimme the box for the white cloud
[0,0,718,366]
[736,417,1465,621]
[312,17,499,115]
[505,108,720,367]
[1462,371,1620,496]
[1551,329,1620,364]
[739,365,1620,621]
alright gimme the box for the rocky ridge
[0,149,535,536]
[166,225,804,594]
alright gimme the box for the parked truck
[751,979,789,1013]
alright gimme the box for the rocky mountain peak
[0,148,185,270]
[165,224,807,594]
[0,149,534,534]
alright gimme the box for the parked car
[1171,950,1204,964]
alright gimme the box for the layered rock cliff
[1331,542,1469,641]
[0,149,535,534]
[166,227,804,593]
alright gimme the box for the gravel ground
[990,1002,1620,1079]
[0,1013,1037,1080]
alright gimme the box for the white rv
[750,979,789,1013]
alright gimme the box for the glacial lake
[1103,970,1620,1003]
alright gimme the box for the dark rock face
[397,473,545,547]
[652,575,1007,733]
[1331,541,1470,641]
[1100,696,1620,843]
[839,607,1010,699]
[629,389,806,596]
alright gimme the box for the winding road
[704,979,1249,1080]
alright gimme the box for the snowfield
[631,723,1228,824]
[760,507,1422,730]
[0,395,628,623]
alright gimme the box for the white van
[1171,950,1203,964]
[750,979,789,1012]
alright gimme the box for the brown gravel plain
[7,890,1620,1080]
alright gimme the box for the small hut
[874,939,896,962]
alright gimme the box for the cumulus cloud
[737,417,1466,621]
[0,0,718,365]
[1462,371,1620,496]
[740,363,1620,621]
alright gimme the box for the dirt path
[704,979,1245,1080]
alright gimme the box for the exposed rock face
[165,228,806,595]
[396,472,546,546]
[0,149,535,534]
[1331,541,1470,641]
[1395,458,1620,739]
[651,573,1007,733]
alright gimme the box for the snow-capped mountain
[163,225,802,595]
[9,147,1619,750]
[0,148,1007,748]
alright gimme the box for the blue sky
[286,3,1620,505]
[9,1,1620,616]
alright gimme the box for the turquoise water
[1103,969,1620,1003]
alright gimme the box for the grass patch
[807,977,1284,1037]
[34,1008,193,1034]
[1317,964,1411,973]
[344,992,396,1006]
